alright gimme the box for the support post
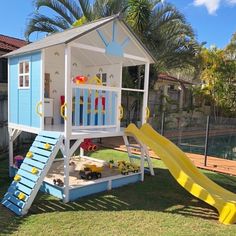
[204,115,210,166]
[142,63,150,124]
[63,45,72,203]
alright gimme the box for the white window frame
[18,60,30,89]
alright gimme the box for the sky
[0,0,236,48]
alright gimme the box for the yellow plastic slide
[125,123,236,225]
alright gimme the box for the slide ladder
[1,131,62,216]
[123,135,154,177]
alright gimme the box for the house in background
[0,34,28,93]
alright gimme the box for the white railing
[71,84,120,130]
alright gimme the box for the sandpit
[44,156,121,187]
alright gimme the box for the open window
[18,60,30,88]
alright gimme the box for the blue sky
[0,0,236,48]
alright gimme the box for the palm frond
[25,13,69,39]
[77,0,93,21]
[35,0,75,24]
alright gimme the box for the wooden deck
[101,137,236,176]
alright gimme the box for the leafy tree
[195,47,236,117]
[25,0,199,71]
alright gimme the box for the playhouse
[2,14,155,215]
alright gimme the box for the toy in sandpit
[79,164,103,180]
[117,161,140,175]
[53,178,64,187]
[80,139,97,152]
[69,161,76,172]
[72,75,88,85]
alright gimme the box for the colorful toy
[14,155,24,168]
[73,75,88,84]
[80,139,97,152]
[53,178,64,187]
[79,164,102,180]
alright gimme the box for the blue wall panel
[9,57,19,124]
[9,52,41,128]
[31,52,41,128]
[69,182,108,201]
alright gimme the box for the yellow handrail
[36,101,43,117]
[145,107,150,123]
[119,105,124,120]
[60,102,67,120]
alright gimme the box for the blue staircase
[1,131,62,216]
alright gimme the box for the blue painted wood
[2,200,22,215]
[35,136,58,145]
[106,42,123,57]
[39,131,61,139]
[83,89,88,126]
[31,154,48,164]
[121,36,130,48]
[8,52,41,128]
[105,91,110,125]
[15,183,32,195]
[97,90,103,125]
[40,181,63,199]
[20,163,41,176]
[17,169,39,182]
[3,193,25,208]
[96,29,108,46]
[75,88,80,126]
[69,182,108,201]
[111,92,116,125]
[30,52,41,128]
[32,140,55,151]
[18,176,36,189]
[112,174,141,189]
[23,158,45,170]
[9,57,19,124]
[30,146,51,157]
[90,90,95,126]
[112,21,117,41]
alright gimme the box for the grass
[0,148,236,236]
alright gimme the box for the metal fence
[149,111,236,163]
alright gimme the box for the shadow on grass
[1,163,235,234]
[30,168,220,221]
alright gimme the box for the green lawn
[0,149,236,236]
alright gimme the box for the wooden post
[142,63,150,124]
[63,45,72,203]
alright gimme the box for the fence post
[161,111,165,136]
[204,115,210,166]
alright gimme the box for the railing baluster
[111,92,116,125]
[75,88,80,126]
[83,89,88,126]
[105,90,110,125]
[90,90,95,126]
[97,90,103,126]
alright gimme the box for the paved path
[101,137,236,176]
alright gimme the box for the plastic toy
[14,155,24,168]
[73,75,88,84]
[26,151,33,158]
[44,143,51,150]
[79,164,102,180]
[18,192,26,201]
[53,178,64,187]
[14,175,21,182]
[80,139,97,152]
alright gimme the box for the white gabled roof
[5,14,155,63]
